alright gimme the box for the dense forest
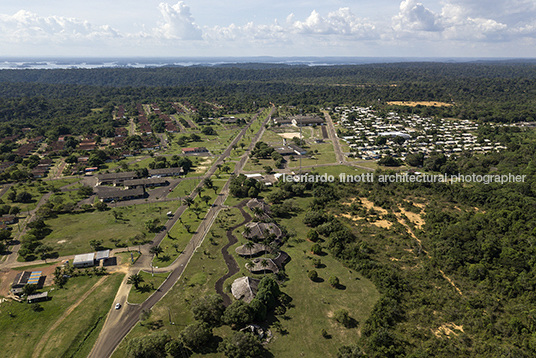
[0,61,536,136]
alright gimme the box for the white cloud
[0,1,535,57]
[0,10,119,44]
[392,0,443,32]
[288,7,378,39]
[389,0,532,42]
[153,1,202,40]
[204,21,289,43]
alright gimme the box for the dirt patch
[372,220,393,229]
[360,198,388,215]
[396,206,424,229]
[339,213,392,229]
[0,262,63,296]
[277,132,302,139]
[433,323,464,338]
[387,101,453,107]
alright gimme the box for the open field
[127,271,170,304]
[0,273,124,358]
[41,202,181,257]
[288,143,336,168]
[167,178,200,199]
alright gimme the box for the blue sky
[0,0,535,58]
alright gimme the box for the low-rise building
[73,253,96,268]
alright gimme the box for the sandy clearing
[277,132,302,139]
[387,101,453,107]
[339,213,393,229]
[433,323,464,338]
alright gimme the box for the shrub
[329,276,340,288]
[308,270,318,281]
[311,244,322,255]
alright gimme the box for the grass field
[154,190,218,267]
[0,272,124,358]
[42,202,181,257]
[167,178,201,199]
[127,271,170,304]
[288,143,337,168]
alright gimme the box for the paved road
[322,110,345,164]
[87,107,274,358]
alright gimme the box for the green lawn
[167,178,201,199]
[288,143,336,168]
[127,271,170,304]
[0,273,124,358]
[154,190,218,267]
[41,202,181,257]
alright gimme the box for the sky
[0,0,535,58]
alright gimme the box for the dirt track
[214,200,252,306]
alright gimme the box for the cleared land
[387,101,453,107]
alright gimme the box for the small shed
[73,253,95,268]
[95,250,110,261]
[27,291,49,303]
[11,271,31,294]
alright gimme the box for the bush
[329,276,340,288]
[191,294,226,327]
[334,309,356,328]
[308,270,318,281]
[311,244,322,255]
[312,258,322,268]
[307,229,320,242]
[179,322,213,352]
[218,331,264,358]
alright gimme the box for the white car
[115,303,121,310]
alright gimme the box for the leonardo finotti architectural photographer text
[282,173,527,185]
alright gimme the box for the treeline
[2,61,536,88]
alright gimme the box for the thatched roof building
[231,277,260,303]
[242,222,282,241]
